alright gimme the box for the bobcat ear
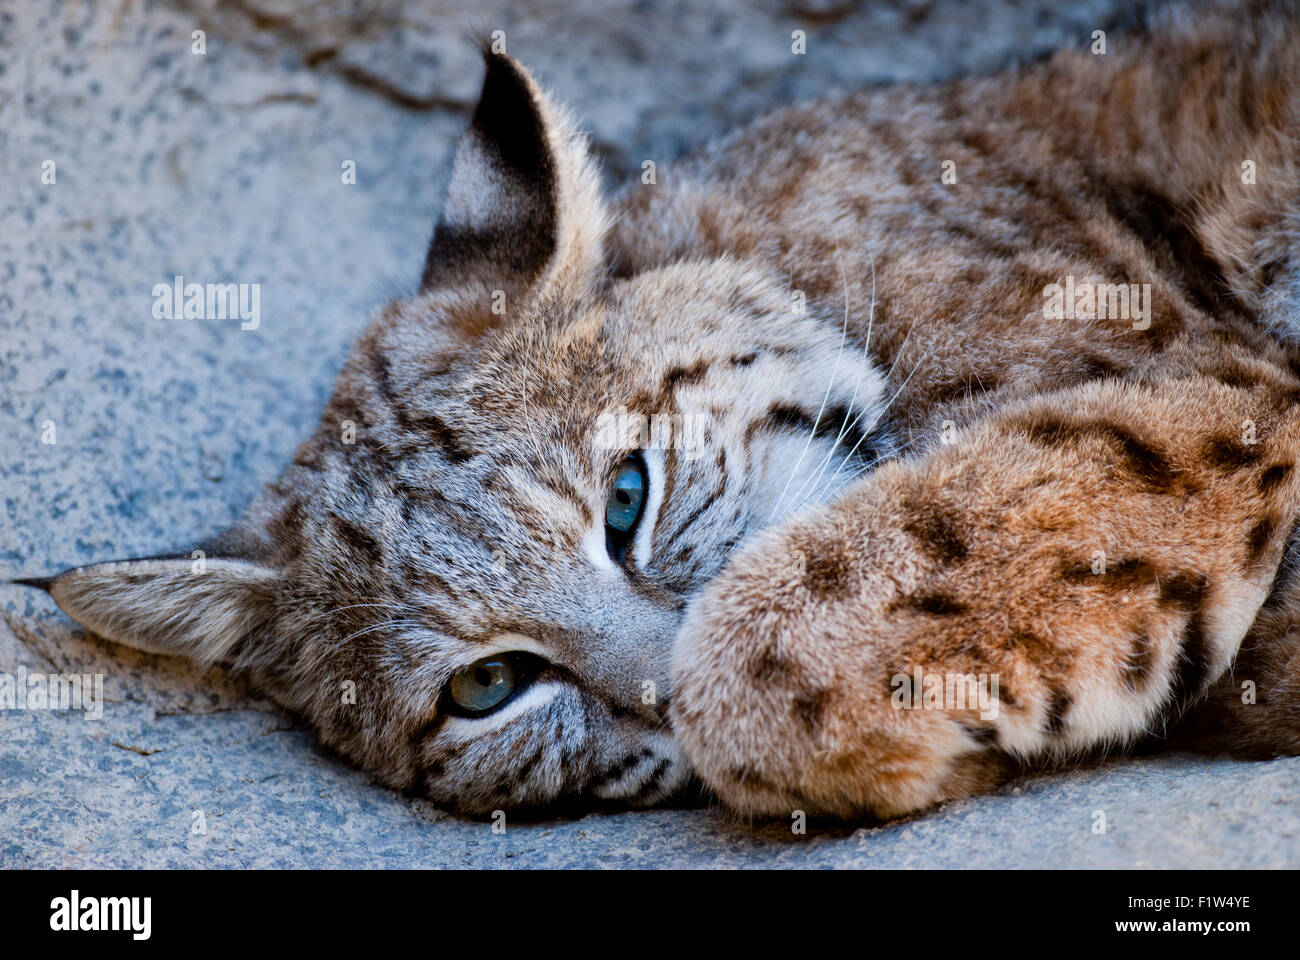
[15,555,278,667]
[421,48,607,301]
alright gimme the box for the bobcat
[17,0,1300,820]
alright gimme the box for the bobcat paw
[669,484,1002,820]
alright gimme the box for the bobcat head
[26,51,890,814]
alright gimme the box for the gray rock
[3,0,1296,868]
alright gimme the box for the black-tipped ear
[421,49,607,300]
[10,576,55,591]
[30,555,278,666]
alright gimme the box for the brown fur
[24,1,1300,819]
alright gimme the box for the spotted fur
[23,2,1300,819]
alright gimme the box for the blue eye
[605,458,646,533]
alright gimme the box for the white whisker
[769,238,852,523]
[779,248,880,521]
[303,616,425,673]
[798,342,934,513]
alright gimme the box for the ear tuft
[39,556,278,667]
[10,576,55,591]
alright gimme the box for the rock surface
[3,0,1297,868]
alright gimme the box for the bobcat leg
[671,374,1300,818]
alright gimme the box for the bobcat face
[34,52,889,814]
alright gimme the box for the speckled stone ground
[3,0,1297,868]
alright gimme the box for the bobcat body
[24,1,1300,819]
